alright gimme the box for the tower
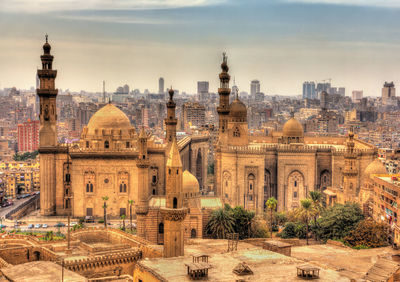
[159,77,164,95]
[342,128,358,203]
[37,35,58,215]
[165,88,177,144]
[136,127,150,239]
[160,140,187,257]
[217,53,231,144]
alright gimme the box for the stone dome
[364,158,386,179]
[86,104,132,136]
[282,117,304,137]
[229,99,247,119]
[183,170,199,194]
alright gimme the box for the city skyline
[1,0,400,95]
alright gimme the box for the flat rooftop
[291,244,397,280]
[138,239,348,281]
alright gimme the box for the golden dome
[183,170,199,194]
[86,104,132,136]
[230,99,247,119]
[282,117,304,137]
[364,158,386,179]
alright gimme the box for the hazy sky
[1,0,400,96]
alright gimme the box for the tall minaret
[160,140,187,258]
[37,35,58,216]
[38,34,58,147]
[217,52,231,144]
[165,88,177,144]
[136,127,150,239]
[343,128,358,203]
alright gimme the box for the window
[120,208,126,216]
[152,175,157,184]
[126,142,130,148]
[294,191,298,198]
[294,181,297,187]
[233,127,240,137]
[249,195,253,201]
[86,141,89,148]
[104,141,109,149]
[173,197,177,209]
[119,182,127,193]
[158,223,164,234]
[65,173,70,183]
[152,189,156,195]
[86,208,93,216]
[86,181,94,193]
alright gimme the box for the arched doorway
[33,251,41,261]
[286,171,305,210]
[196,149,203,190]
[320,170,331,191]
[191,229,197,238]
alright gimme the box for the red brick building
[17,120,39,152]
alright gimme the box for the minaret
[37,35,58,216]
[217,52,231,144]
[165,88,177,144]
[37,34,58,147]
[343,128,358,203]
[136,127,150,239]
[160,140,187,258]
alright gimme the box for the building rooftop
[137,239,347,281]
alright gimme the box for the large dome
[86,104,132,136]
[183,170,200,194]
[282,117,304,137]
[230,99,247,119]
[364,158,386,179]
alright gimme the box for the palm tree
[296,198,313,245]
[120,215,126,231]
[128,200,134,232]
[206,208,235,239]
[266,197,278,238]
[309,191,324,226]
[102,196,109,228]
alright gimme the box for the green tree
[309,191,324,226]
[344,219,389,248]
[266,197,278,238]
[231,206,255,239]
[206,208,235,239]
[128,200,134,232]
[296,198,313,245]
[120,214,126,231]
[102,196,109,228]
[275,212,287,226]
[315,203,364,242]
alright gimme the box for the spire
[166,140,182,168]
[169,86,174,101]
[45,34,48,43]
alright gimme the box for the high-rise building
[182,102,206,130]
[18,120,39,152]
[302,82,316,99]
[159,77,164,94]
[250,80,260,96]
[197,81,209,101]
[382,81,396,106]
[316,83,331,96]
[352,90,363,102]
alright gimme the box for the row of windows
[85,141,131,149]
[85,181,127,193]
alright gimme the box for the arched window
[248,174,255,193]
[104,141,109,149]
[65,173,70,183]
[191,229,197,238]
[126,141,130,148]
[288,171,304,209]
[152,175,157,184]
[173,197,177,209]
[86,141,89,148]
[89,183,93,192]
[158,223,164,234]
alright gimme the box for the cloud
[282,0,400,8]
[58,14,175,25]
[0,0,225,13]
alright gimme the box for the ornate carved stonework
[160,208,188,221]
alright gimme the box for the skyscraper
[159,77,164,94]
[382,81,396,106]
[302,82,316,99]
[197,81,209,101]
[18,120,39,152]
[352,90,363,102]
[250,80,260,96]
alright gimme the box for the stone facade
[214,55,377,212]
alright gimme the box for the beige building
[214,54,377,212]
